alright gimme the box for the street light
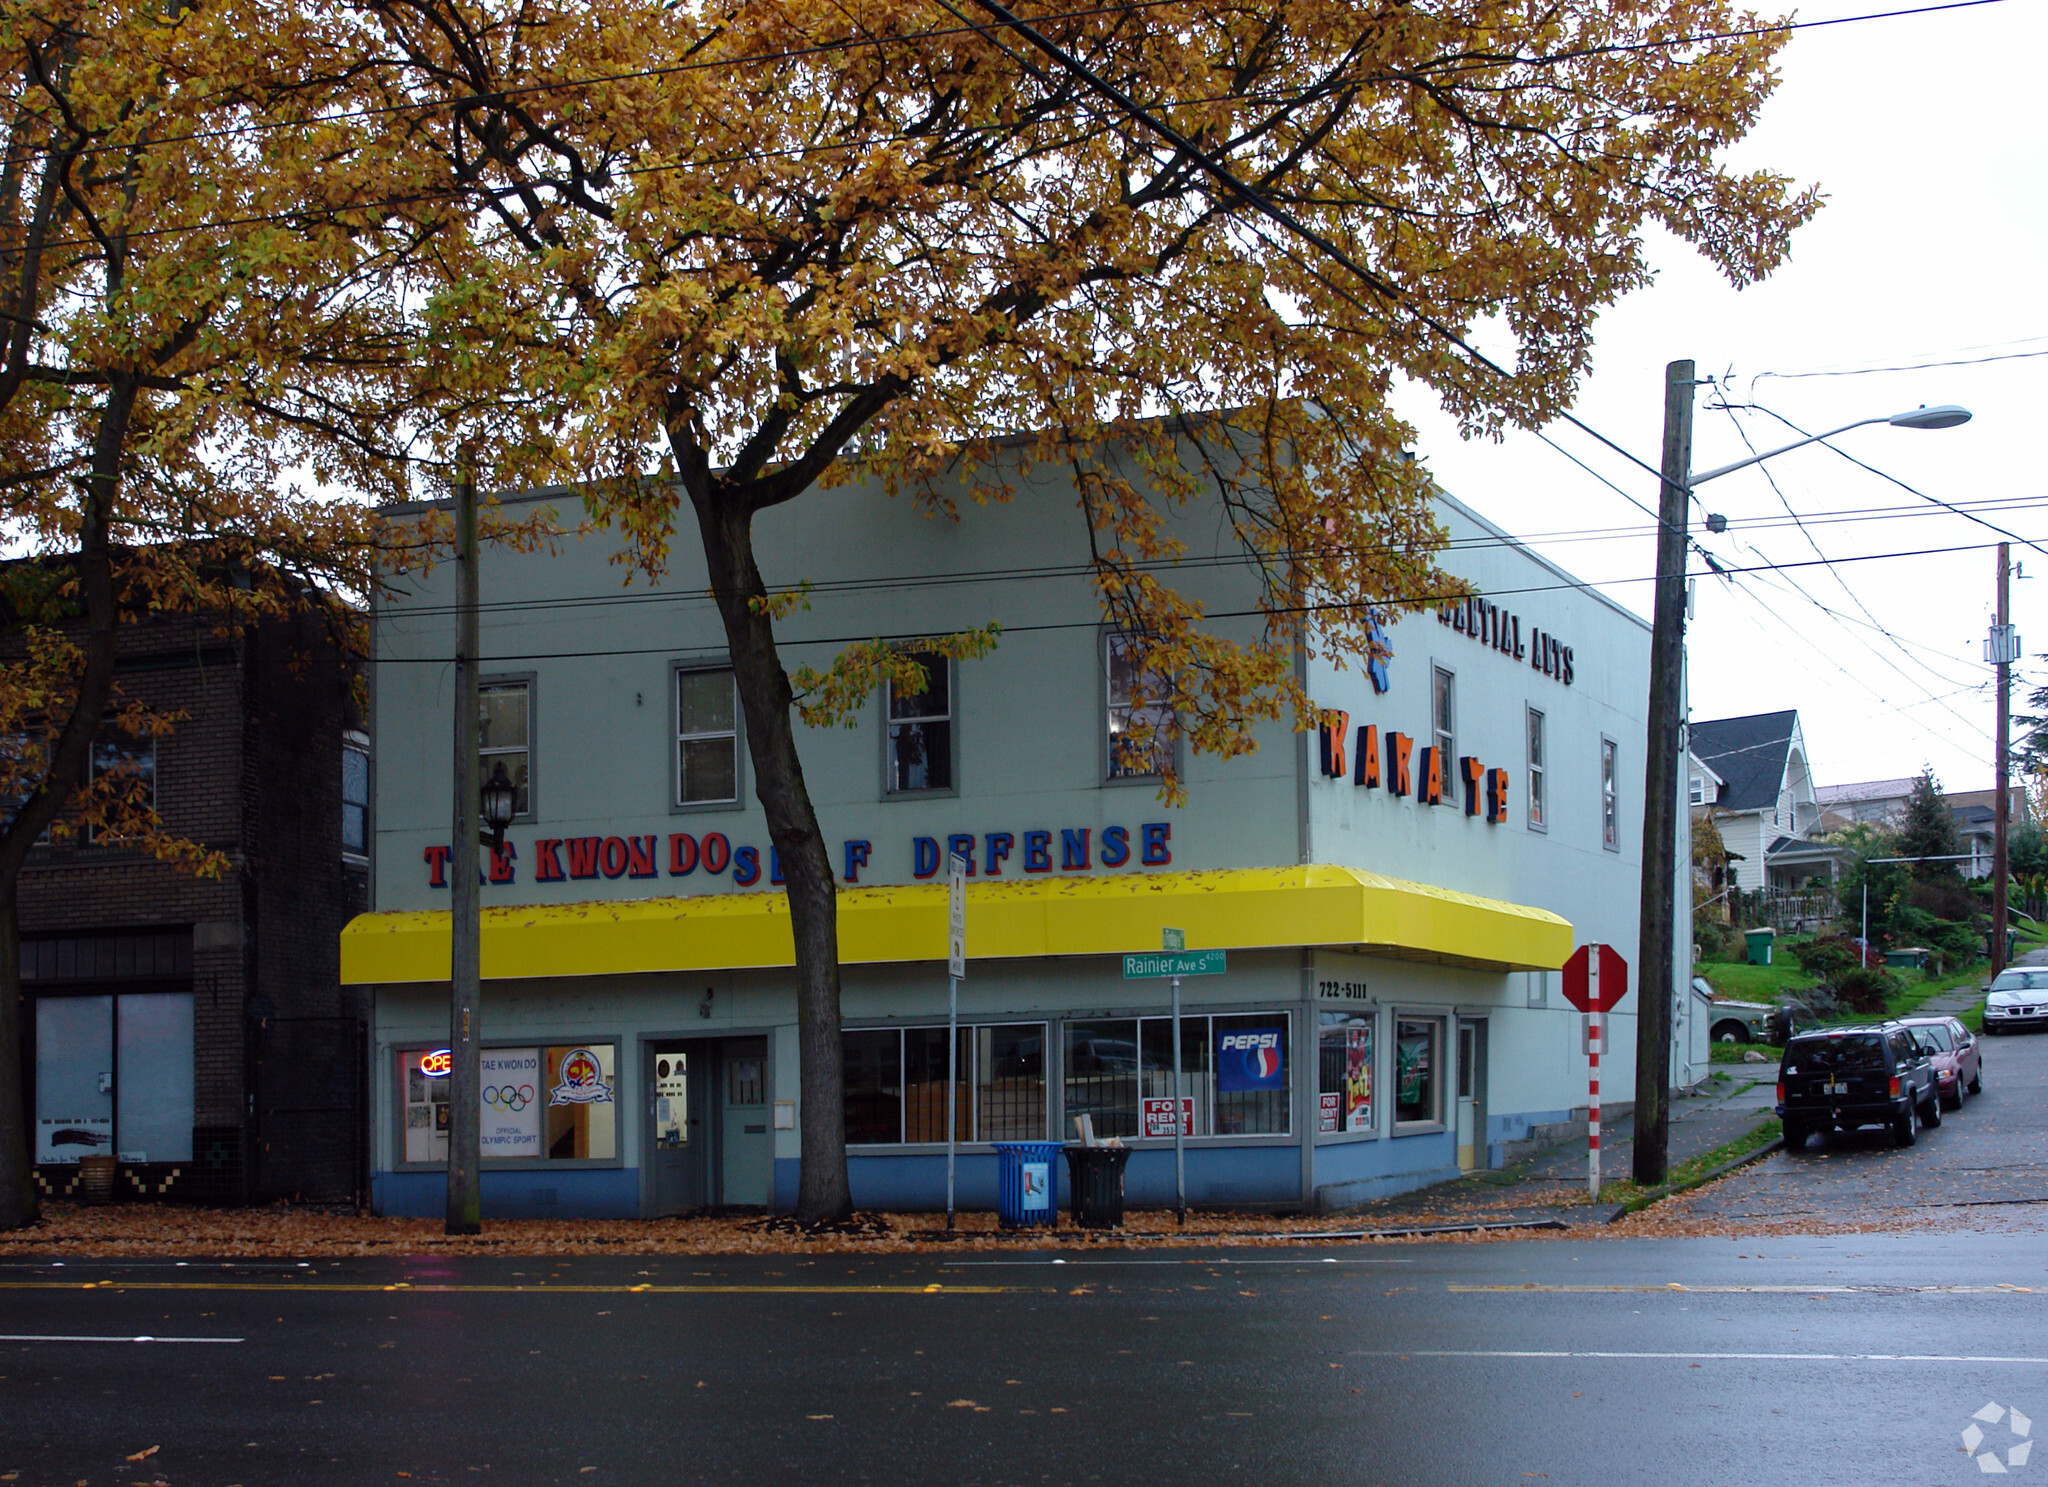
[482,761,517,854]
[1634,367,1971,1187]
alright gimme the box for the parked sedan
[1983,967,2048,1034]
[1897,1015,1982,1110]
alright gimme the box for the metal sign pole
[946,854,966,1232]
[1587,947,1602,1200]
[1171,972,1186,1225]
[947,969,958,1231]
[1588,1009,1602,1200]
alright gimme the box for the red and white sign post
[1562,943,1629,1199]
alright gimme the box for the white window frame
[478,675,535,822]
[1526,706,1547,832]
[1432,665,1455,765]
[882,651,957,797]
[1103,632,1176,783]
[672,664,742,810]
[1601,735,1620,852]
[342,729,370,860]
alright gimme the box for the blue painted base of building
[1311,1128,1461,1211]
[773,1145,1308,1214]
[373,1168,642,1219]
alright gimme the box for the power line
[371,536,2005,662]
[1741,401,2048,560]
[3,0,2006,168]
[369,490,2044,623]
[1752,345,2048,380]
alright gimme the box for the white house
[343,437,1693,1217]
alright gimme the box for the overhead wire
[369,490,2045,623]
[368,536,2007,662]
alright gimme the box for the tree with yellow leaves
[334,0,1814,1224]
[0,0,431,1228]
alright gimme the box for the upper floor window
[479,680,532,817]
[1105,633,1173,780]
[342,732,369,857]
[676,667,740,806]
[86,731,155,844]
[1601,737,1620,851]
[1526,707,1546,830]
[1689,775,1705,807]
[1432,666,1454,763]
[884,651,953,794]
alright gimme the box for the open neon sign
[419,1049,452,1078]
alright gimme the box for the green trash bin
[1744,927,1775,967]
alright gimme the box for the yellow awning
[340,864,1570,985]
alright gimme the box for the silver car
[1983,967,2048,1034]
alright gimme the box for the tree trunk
[0,371,136,1230]
[689,485,852,1226]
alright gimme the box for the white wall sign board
[480,1047,543,1158]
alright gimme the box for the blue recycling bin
[991,1141,1061,1228]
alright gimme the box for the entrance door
[650,1042,709,1214]
[717,1038,772,1208]
[1455,1018,1487,1172]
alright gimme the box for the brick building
[18,603,368,1205]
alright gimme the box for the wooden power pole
[1635,359,1694,1188]
[447,465,483,1236]
[1992,541,2013,976]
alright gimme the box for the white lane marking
[0,1343,243,1351]
[1367,1351,2048,1364]
[1450,1284,2036,1294]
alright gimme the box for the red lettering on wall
[1419,746,1444,805]
[600,836,631,878]
[1461,756,1485,816]
[487,840,518,883]
[669,832,698,875]
[565,837,603,879]
[1355,724,1381,788]
[628,835,658,878]
[1318,710,1350,777]
[423,844,452,888]
[534,839,565,881]
[1388,732,1414,796]
[701,832,730,874]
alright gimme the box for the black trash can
[1063,1145,1130,1229]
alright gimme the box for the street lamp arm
[1686,417,1887,488]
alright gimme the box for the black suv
[1776,1022,1941,1149]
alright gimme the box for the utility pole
[447,462,482,1236]
[1635,359,1693,1188]
[1992,542,2013,976]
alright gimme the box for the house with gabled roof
[1688,709,1849,895]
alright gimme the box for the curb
[1618,1132,1784,1218]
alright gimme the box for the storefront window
[1317,1011,1375,1135]
[34,992,194,1164]
[399,1043,615,1164]
[1063,1014,1290,1141]
[844,1022,1047,1144]
[1394,1017,1443,1128]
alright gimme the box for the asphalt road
[1678,1014,2048,1225]
[2,1032,2042,1487]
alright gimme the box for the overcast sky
[1391,0,2046,797]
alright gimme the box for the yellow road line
[0,1281,1019,1296]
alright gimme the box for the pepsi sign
[1216,1029,1285,1092]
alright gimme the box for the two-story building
[19,603,369,1207]
[345,444,1693,1218]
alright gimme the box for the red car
[1898,1015,1982,1111]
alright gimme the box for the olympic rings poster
[479,1048,543,1156]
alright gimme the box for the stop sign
[1562,943,1628,1013]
